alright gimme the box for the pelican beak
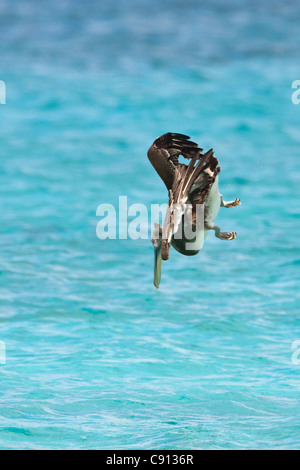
[153,243,162,289]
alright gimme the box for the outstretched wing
[147,132,201,189]
[161,149,220,260]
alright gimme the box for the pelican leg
[161,239,170,261]
[220,195,241,208]
[205,223,236,240]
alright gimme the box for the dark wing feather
[171,149,219,207]
[160,149,220,259]
[147,132,201,189]
[190,153,220,226]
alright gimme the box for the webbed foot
[218,231,237,240]
[221,196,241,208]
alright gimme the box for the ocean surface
[1,0,300,449]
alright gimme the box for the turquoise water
[1,0,300,449]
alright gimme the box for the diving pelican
[147,133,241,288]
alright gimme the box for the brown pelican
[148,133,241,288]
